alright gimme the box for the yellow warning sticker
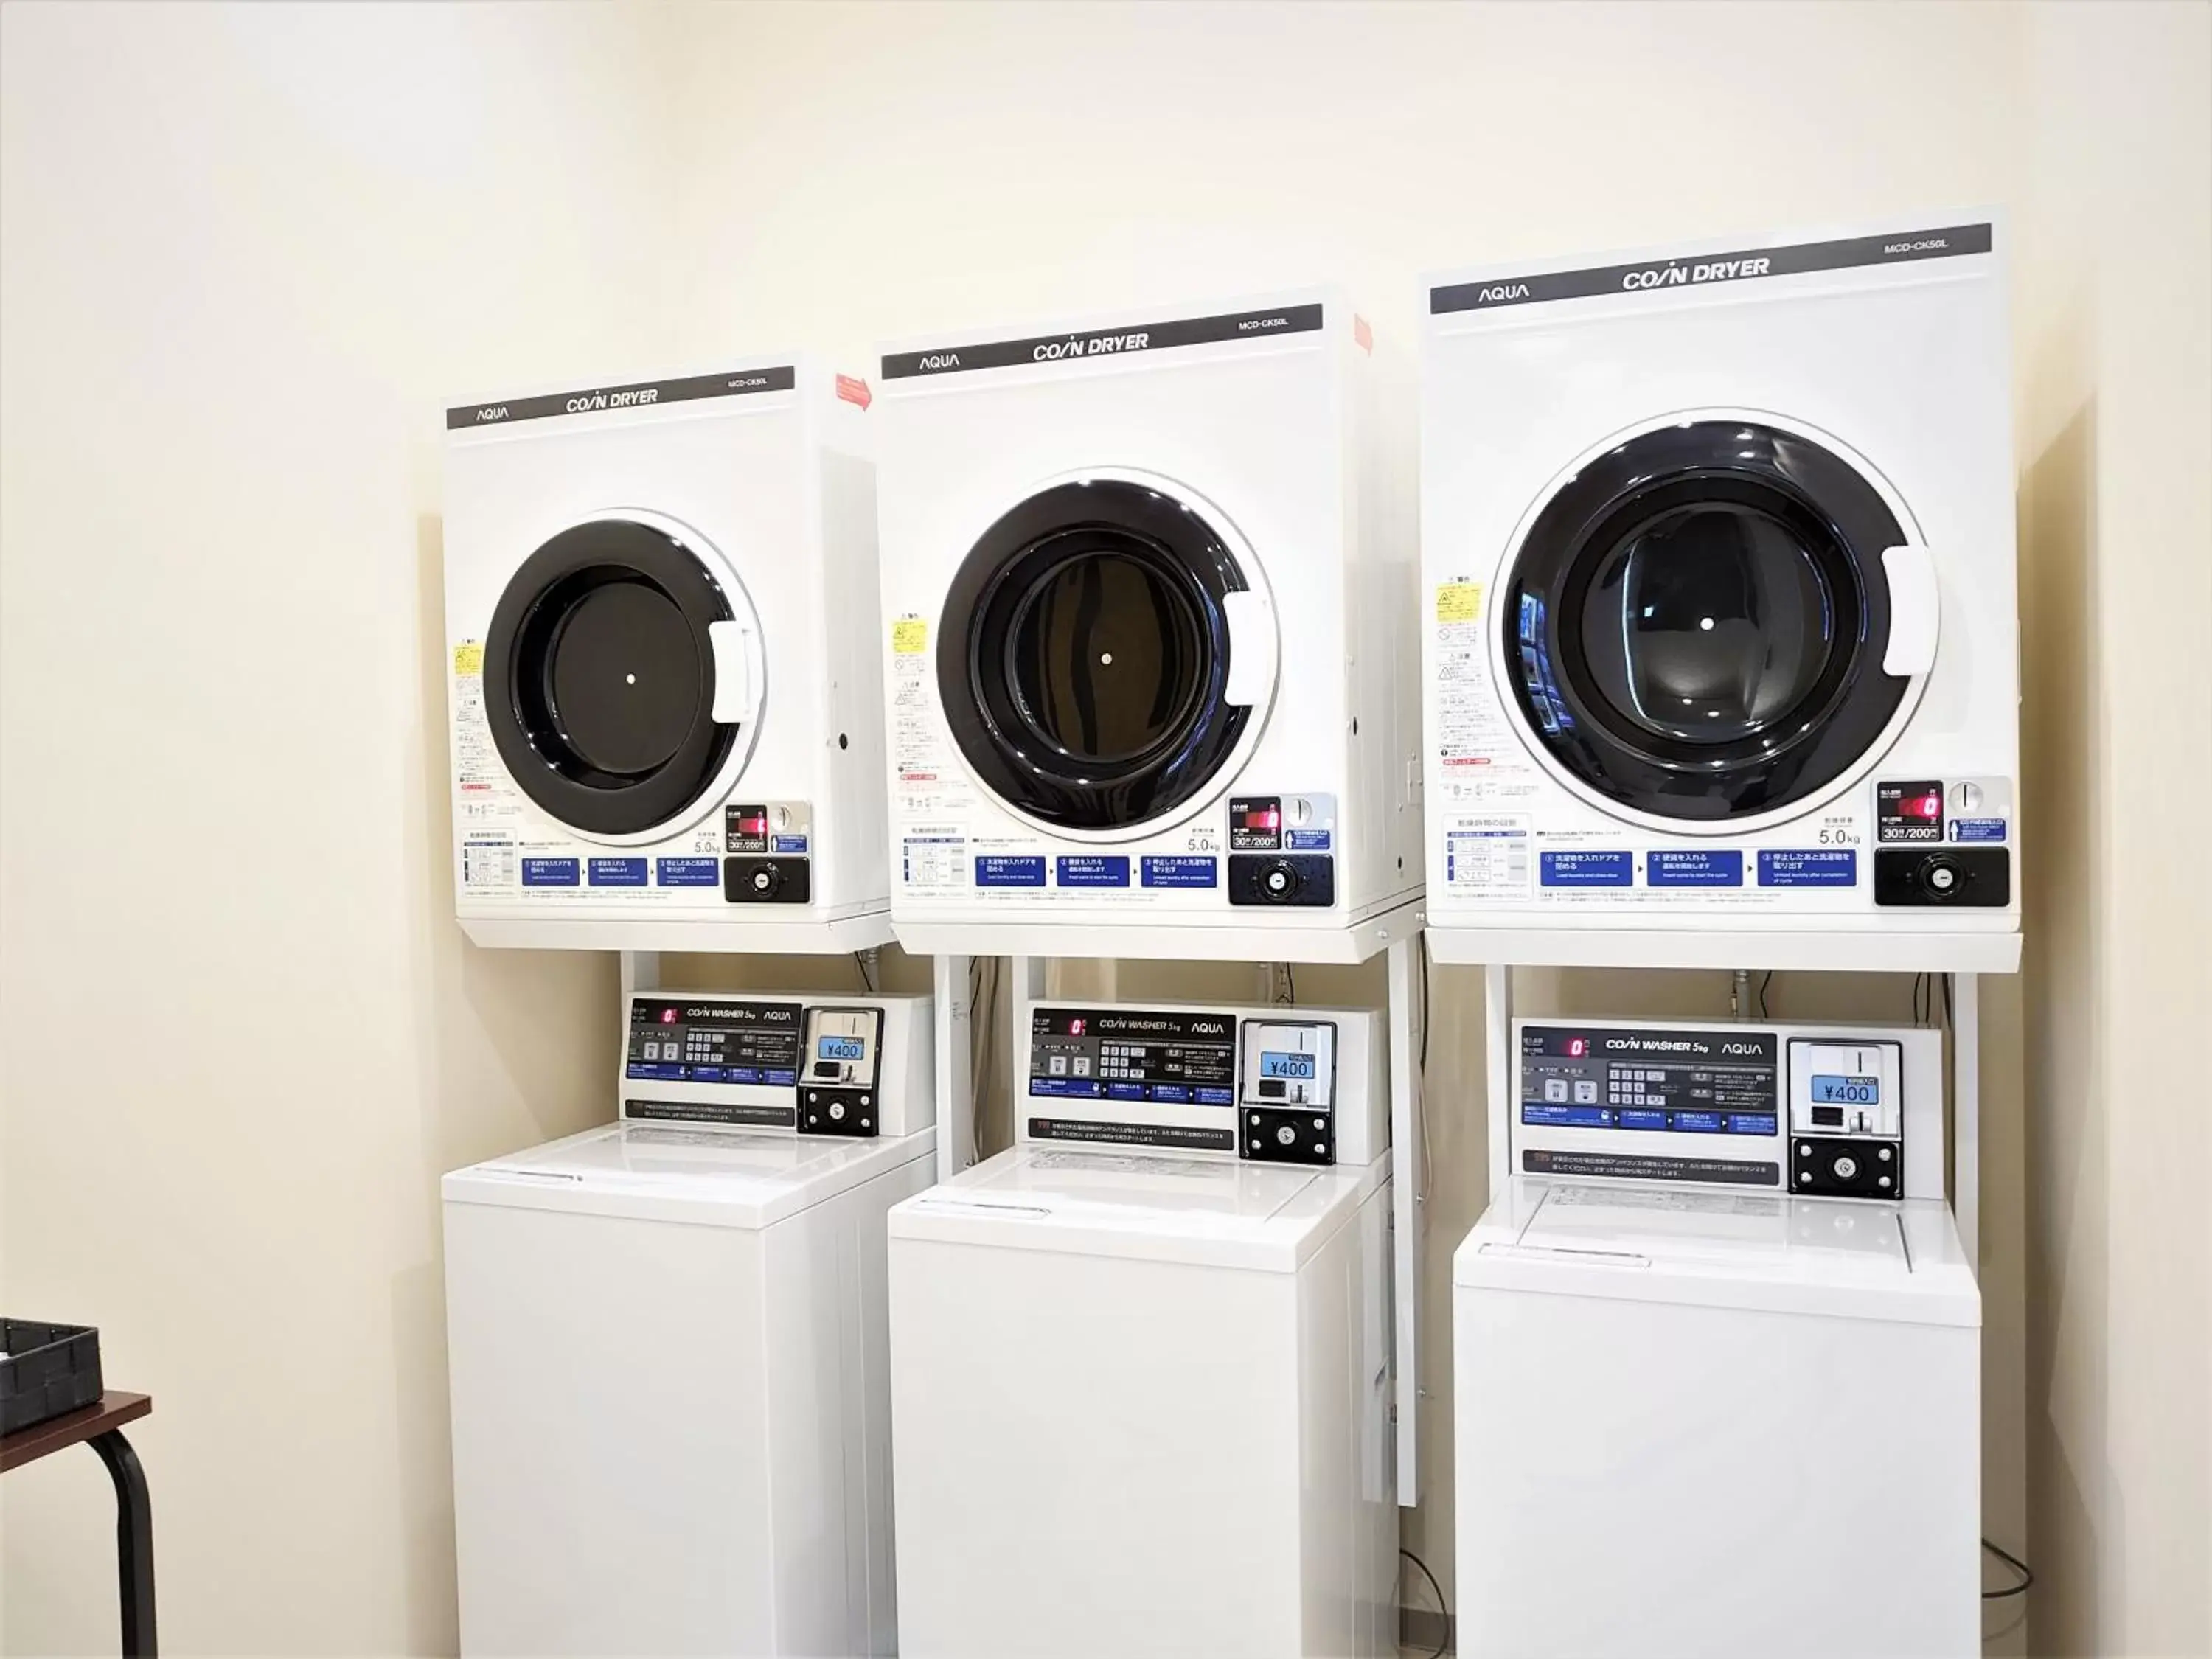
[892,617,928,655]
[453,641,484,675]
[1434,582,1482,625]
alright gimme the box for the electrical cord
[1981,1536,2034,1599]
[1399,1545,1450,1658]
[852,950,874,993]
[1416,933,1433,1202]
[1758,970,1774,1020]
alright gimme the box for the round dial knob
[1919,855,1964,900]
[1276,1124,1298,1147]
[1259,860,1303,902]
[749,862,785,897]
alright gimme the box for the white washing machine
[874,293,1421,956]
[1455,1015,1980,1658]
[886,998,1397,1658]
[442,990,934,1657]
[443,359,890,951]
[1421,217,2018,962]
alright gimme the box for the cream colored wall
[0,5,671,1651]
[2014,7,2212,1655]
[1,2,2203,1654]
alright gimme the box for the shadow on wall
[2017,393,2104,1658]
[399,513,622,1653]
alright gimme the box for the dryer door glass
[939,479,1251,832]
[1505,422,1908,823]
[484,519,740,837]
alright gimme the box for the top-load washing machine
[443,358,890,951]
[1421,217,2018,967]
[874,292,1422,957]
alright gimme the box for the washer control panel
[620,992,932,1138]
[1512,1018,1942,1201]
[1021,1000,1385,1166]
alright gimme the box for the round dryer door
[938,477,1273,837]
[1501,419,1931,828]
[483,516,762,840]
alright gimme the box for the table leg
[88,1429,156,1658]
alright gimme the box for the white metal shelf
[470,911,896,954]
[891,894,1424,967]
[1427,924,2020,975]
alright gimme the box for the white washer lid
[1453,1178,1979,1327]
[888,1144,1385,1272]
[442,1121,936,1230]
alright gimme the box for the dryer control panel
[620,992,934,1138]
[1021,1000,1385,1166]
[1513,1018,1942,1201]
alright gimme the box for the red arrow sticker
[836,374,872,410]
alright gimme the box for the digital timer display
[1812,1074,1880,1105]
[817,1036,866,1062]
[1260,1051,1315,1081]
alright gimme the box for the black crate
[1,1319,103,1436]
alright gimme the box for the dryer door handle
[709,619,762,726]
[1881,546,1941,678]
[1222,588,1276,709]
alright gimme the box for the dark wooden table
[1,1391,156,1655]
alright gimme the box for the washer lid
[889,1144,1380,1272]
[1454,1178,1978,1326]
[935,477,1273,841]
[442,1121,933,1230]
[1501,420,1925,830]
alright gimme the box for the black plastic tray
[1,1318,104,1436]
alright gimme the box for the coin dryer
[442,991,934,1656]
[1421,217,2019,959]
[874,293,1421,954]
[886,998,1397,1657]
[1455,1015,1980,1658]
[442,358,890,951]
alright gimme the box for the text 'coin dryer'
[443,359,888,951]
[1422,218,2018,962]
[443,991,934,1657]
[888,998,1398,1658]
[1455,1015,1980,1658]
[875,293,1420,956]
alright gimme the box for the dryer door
[937,478,1268,837]
[1503,420,1920,827]
[483,517,762,840]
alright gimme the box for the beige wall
[0,5,661,1649]
[1,2,2203,1653]
[2015,7,2212,1655]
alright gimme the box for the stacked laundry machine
[437,359,935,1656]
[873,293,1421,1658]
[1422,215,2017,1658]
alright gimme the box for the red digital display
[1903,793,1941,819]
[1566,1037,1589,1058]
[1242,807,1281,831]
[660,1007,679,1024]
[740,813,769,835]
